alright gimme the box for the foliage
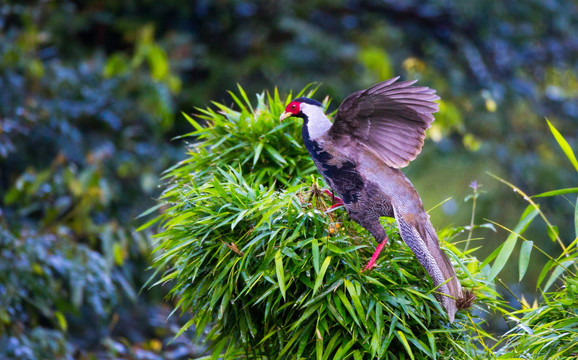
[0,4,195,358]
[0,228,114,359]
[498,274,578,359]
[477,120,578,295]
[475,120,578,359]
[149,87,509,359]
[173,85,321,188]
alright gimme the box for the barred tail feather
[393,207,463,322]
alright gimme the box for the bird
[280,77,470,322]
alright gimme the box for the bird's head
[279,97,324,121]
[280,97,331,138]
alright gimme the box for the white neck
[302,103,332,139]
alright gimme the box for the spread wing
[328,77,439,168]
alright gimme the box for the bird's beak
[279,112,292,122]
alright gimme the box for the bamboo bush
[144,86,511,359]
[492,120,578,359]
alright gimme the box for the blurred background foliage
[0,0,577,358]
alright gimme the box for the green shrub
[149,87,506,359]
[0,9,183,357]
[0,228,114,359]
[497,274,578,359]
[490,120,578,360]
[170,85,321,188]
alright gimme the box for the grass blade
[253,142,264,167]
[547,118,578,173]
[575,196,578,240]
[275,250,286,300]
[518,240,533,282]
[312,238,320,274]
[345,280,365,323]
[543,260,574,292]
[532,187,578,198]
[396,331,415,360]
[313,256,332,295]
[488,207,539,281]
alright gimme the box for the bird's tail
[394,208,464,322]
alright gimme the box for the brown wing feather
[329,77,439,168]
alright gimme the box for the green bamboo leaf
[575,196,578,240]
[253,142,264,167]
[345,280,365,323]
[396,331,415,360]
[279,327,305,358]
[479,241,504,269]
[536,259,555,289]
[547,118,578,173]
[336,289,359,326]
[488,207,539,281]
[236,83,254,114]
[313,256,332,295]
[316,327,323,360]
[532,187,578,198]
[112,242,124,266]
[312,237,320,274]
[211,337,229,360]
[332,338,355,360]
[543,260,574,292]
[370,332,380,358]
[275,250,286,300]
[375,302,383,338]
[174,318,196,339]
[426,331,436,360]
[518,240,533,282]
[182,111,204,131]
[231,209,249,230]
[296,327,313,359]
[228,91,248,114]
[322,332,343,360]
[488,236,517,282]
[54,311,68,332]
[265,144,287,165]
[135,215,162,232]
[547,225,559,243]
[289,304,321,332]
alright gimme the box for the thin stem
[485,219,577,278]
[487,172,577,271]
[465,191,477,251]
[497,277,525,309]
[466,312,490,354]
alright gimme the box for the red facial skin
[284,101,301,116]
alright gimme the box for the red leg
[322,189,344,210]
[362,236,388,272]
[327,201,344,211]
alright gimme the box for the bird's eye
[291,104,296,109]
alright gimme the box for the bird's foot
[322,189,344,210]
[362,237,388,272]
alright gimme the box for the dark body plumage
[282,78,466,322]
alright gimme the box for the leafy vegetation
[498,274,578,359]
[172,85,321,188]
[0,4,192,358]
[2,1,577,358]
[148,87,578,359]
[148,88,517,359]
[489,120,578,359]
